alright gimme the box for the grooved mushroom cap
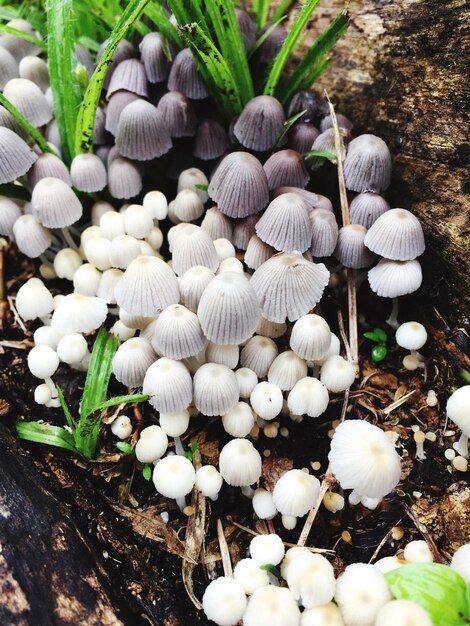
[328,420,401,498]
[0,126,37,183]
[105,90,140,136]
[143,357,193,413]
[51,294,108,334]
[241,335,278,378]
[364,208,425,260]
[97,38,135,89]
[172,189,204,222]
[0,47,18,90]
[193,363,239,416]
[112,337,156,387]
[310,209,339,257]
[107,157,142,199]
[198,272,259,345]
[0,196,21,236]
[153,455,196,498]
[273,186,325,210]
[171,224,219,276]
[272,469,320,517]
[179,265,215,313]
[156,91,197,138]
[263,149,310,190]
[287,122,320,154]
[335,565,391,626]
[106,58,148,99]
[114,255,179,316]
[368,258,423,297]
[139,32,171,83]
[350,191,390,229]
[343,134,392,193]
[208,152,269,218]
[290,314,331,361]
[267,351,307,391]
[244,586,301,626]
[218,438,262,486]
[233,95,286,152]
[446,386,470,435]
[244,235,275,270]
[250,252,330,323]
[32,177,82,228]
[206,342,239,369]
[167,48,208,99]
[222,401,255,438]
[19,55,49,91]
[12,214,51,257]
[256,192,313,253]
[28,152,71,188]
[335,224,376,269]
[70,153,107,192]
[193,119,230,160]
[152,304,206,360]
[287,377,329,418]
[308,128,343,169]
[201,207,233,241]
[3,78,52,127]
[116,99,172,160]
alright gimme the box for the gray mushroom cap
[343,134,392,193]
[256,192,313,253]
[233,95,285,152]
[0,126,37,183]
[263,149,309,190]
[364,208,425,260]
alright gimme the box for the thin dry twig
[7,296,29,335]
[383,389,416,415]
[297,469,336,547]
[217,519,233,577]
[405,505,444,563]
[368,516,405,564]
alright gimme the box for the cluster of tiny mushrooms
[0,14,469,626]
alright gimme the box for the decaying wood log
[0,425,122,626]
[286,0,469,327]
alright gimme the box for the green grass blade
[56,385,77,430]
[16,421,78,453]
[204,0,254,105]
[80,329,119,420]
[273,108,306,149]
[0,92,58,155]
[74,0,151,156]
[167,0,208,32]
[0,24,46,51]
[145,1,183,49]
[180,22,242,120]
[252,0,271,29]
[272,0,295,23]
[280,12,349,104]
[94,393,149,413]
[263,0,321,97]
[46,0,82,164]
[249,16,286,57]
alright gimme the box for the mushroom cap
[350,191,390,229]
[403,540,433,563]
[290,314,331,361]
[179,265,215,313]
[201,206,233,241]
[156,90,197,138]
[139,32,171,83]
[105,90,140,136]
[116,99,172,160]
[152,455,196,498]
[171,224,219,276]
[32,177,82,228]
[19,55,49,91]
[328,420,401,498]
[0,196,22,236]
[12,214,51,258]
[16,277,53,321]
[249,533,285,566]
[28,152,71,188]
[235,367,258,399]
[3,77,52,126]
[287,122,320,154]
[263,149,310,190]
[114,256,180,316]
[159,410,190,438]
[195,465,223,498]
[395,321,428,350]
[135,425,168,464]
[334,224,376,269]
[51,294,108,334]
[241,335,278,378]
[368,258,422,297]
[0,46,18,90]
[222,401,255,438]
[108,157,142,199]
[232,214,260,250]
[218,438,262,486]
[193,363,239,416]
[256,192,313,253]
[233,95,286,152]
[28,344,59,379]
[243,586,301,626]
[0,126,37,184]
[286,552,336,609]
[250,381,283,420]
[272,469,320,517]
[97,38,135,89]
[244,235,275,270]
[250,252,329,323]
[375,600,432,626]
[205,342,239,369]
[193,119,230,160]
[202,577,247,626]
[152,304,206,359]
[167,48,208,99]
[106,58,148,99]
[450,543,470,585]
[446,386,470,434]
[198,272,259,345]
[335,563,391,626]
[343,134,392,193]
[300,603,344,626]
[233,558,270,596]
[70,153,107,192]
[112,337,156,387]
[310,208,339,257]
[268,351,308,391]
[172,189,204,222]
[287,377,330,418]
[208,152,269,218]
[143,357,193,413]
[364,208,425,260]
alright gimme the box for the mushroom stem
[297,468,335,547]
[175,496,186,511]
[174,435,185,456]
[61,226,78,251]
[44,376,58,398]
[386,297,400,329]
[454,433,469,459]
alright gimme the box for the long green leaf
[273,108,307,149]
[204,0,254,105]
[145,1,183,49]
[249,16,287,57]
[0,24,46,50]
[56,385,77,430]
[180,22,242,120]
[16,421,78,453]
[167,0,208,33]
[263,0,321,97]
[74,0,151,156]
[80,329,119,420]
[272,0,295,24]
[252,0,271,29]
[94,393,149,413]
[46,0,82,164]
[0,93,58,155]
[280,11,349,104]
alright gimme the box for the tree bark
[287,0,469,327]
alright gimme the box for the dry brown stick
[217,519,233,577]
[325,91,359,373]
[405,504,444,563]
[297,469,336,547]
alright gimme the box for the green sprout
[141,464,152,481]
[260,563,282,580]
[16,328,148,461]
[363,327,388,363]
[183,441,199,462]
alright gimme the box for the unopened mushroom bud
[374,556,403,574]
[282,515,297,530]
[195,465,223,500]
[451,543,470,585]
[159,410,190,437]
[135,425,168,464]
[335,563,392,626]
[250,533,285,566]
[426,389,438,406]
[56,333,88,366]
[320,355,356,392]
[110,415,132,440]
[143,190,168,220]
[34,383,52,405]
[235,367,258,399]
[403,540,433,563]
[28,344,59,379]
[323,491,345,513]
[202,577,247,626]
[233,558,270,596]
[16,278,54,321]
[252,488,277,520]
[414,430,426,460]
[446,386,470,458]
[250,382,283,421]
[153,455,196,500]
